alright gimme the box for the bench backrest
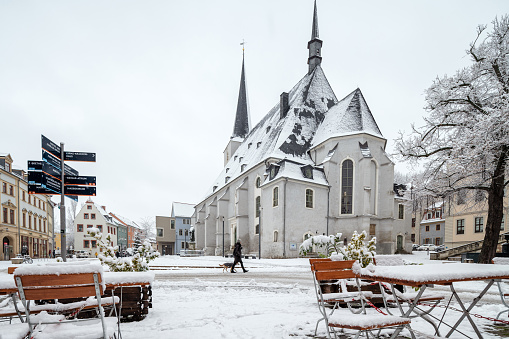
[14,272,104,300]
[311,260,357,280]
[309,258,331,267]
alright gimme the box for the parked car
[75,250,90,258]
[418,244,436,251]
[412,244,420,251]
[435,245,445,252]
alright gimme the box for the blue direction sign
[64,152,96,162]
[41,135,61,159]
[65,185,96,196]
[64,175,96,186]
[42,150,79,176]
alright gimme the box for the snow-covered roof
[263,160,328,187]
[172,202,195,218]
[426,201,444,209]
[109,212,136,227]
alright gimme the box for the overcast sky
[0,0,507,224]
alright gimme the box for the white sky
[0,0,507,224]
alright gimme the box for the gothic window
[341,160,353,214]
[273,230,278,242]
[256,177,261,188]
[398,204,404,219]
[305,189,314,208]
[273,187,279,207]
[255,196,261,217]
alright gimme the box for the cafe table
[355,262,509,339]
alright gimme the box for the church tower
[307,0,322,74]
[224,49,250,166]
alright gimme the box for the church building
[193,2,412,258]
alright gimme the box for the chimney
[101,206,107,211]
[280,92,289,119]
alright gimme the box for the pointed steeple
[307,0,323,74]
[232,50,250,139]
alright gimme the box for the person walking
[231,239,248,273]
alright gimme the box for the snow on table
[356,263,509,286]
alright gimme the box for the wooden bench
[13,265,119,338]
[310,259,411,339]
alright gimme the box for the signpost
[28,135,96,262]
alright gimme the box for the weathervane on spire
[240,39,246,55]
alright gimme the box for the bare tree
[65,200,79,249]
[138,217,156,240]
[396,16,509,263]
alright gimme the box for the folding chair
[14,263,119,339]
[311,260,412,339]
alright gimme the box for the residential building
[419,201,445,246]
[109,212,137,251]
[193,3,412,258]
[172,202,194,254]
[73,200,117,257]
[1,153,54,260]
[156,216,175,255]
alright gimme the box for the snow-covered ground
[1,252,509,338]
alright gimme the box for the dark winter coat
[233,242,242,259]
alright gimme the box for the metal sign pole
[60,142,66,262]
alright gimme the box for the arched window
[305,189,314,208]
[256,177,261,188]
[341,160,353,214]
[273,230,279,242]
[255,196,261,217]
[255,224,259,235]
[273,187,279,207]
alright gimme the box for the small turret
[307,0,323,74]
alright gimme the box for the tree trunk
[478,147,507,263]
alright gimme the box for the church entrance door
[396,235,403,251]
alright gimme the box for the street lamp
[222,216,225,258]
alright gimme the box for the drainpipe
[283,178,288,257]
[326,186,330,236]
[17,176,20,257]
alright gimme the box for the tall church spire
[307,0,323,74]
[232,48,250,139]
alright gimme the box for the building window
[10,209,14,224]
[91,213,96,220]
[9,185,13,196]
[171,220,175,229]
[305,189,314,208]
[424,238,431,244]
[256,177,261,188]
[2,208,7,223]
[77,224,83,232]
[398,204,404,220]
[179,229,183,236]
[42,202,45,211]
[28,215,32,229]
[369,224,376,236]
[181,241,185,249]
[273,187,279,207]
[23,214,26,227]
[341,160,353,214]
[255,196,261,217]
[91,240,97,248]
[411,234,415,243]
[22,191,26,201]
[412,218,416,228]
[97,225,102,232]
[425,225,430,232]
[255,224,259,235]
[87,224,93,228]
[84,240,90,248]
[457,219,465,234]
[436,224,441,231]
[475,217,484,233]
[273,230,278,242]
[87,205,92,210]
[435,237,441,246]
[84,213,89,219]
[157,228,163,237]
[2,183,6,193]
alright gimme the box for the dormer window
[5,163,10,172]
[234,156,238,161]
[300,165,313,179]
[269,164,280,180]
[213,186,218,192]
[257,142,261,148]
[266,126,271,133]
[239,157,243,162]
[241,164,246,172]
[226,168,229,173]
[225,176,230,183]
[248,143,252,149]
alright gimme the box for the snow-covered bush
[87,228,159,272]
[299,230,376,268]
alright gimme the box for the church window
[305,189,314,208]
[398,204,404,219]
[241,164,246,172]
[301,166,313,179]
[256,177,261,188]
[273,230,278,242]
[273,187,279,207]
[255,224,259,235]
[255,196,261,217]
[341,160,353,214]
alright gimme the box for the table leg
[389,284,428,339]
[445,280,494,338]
